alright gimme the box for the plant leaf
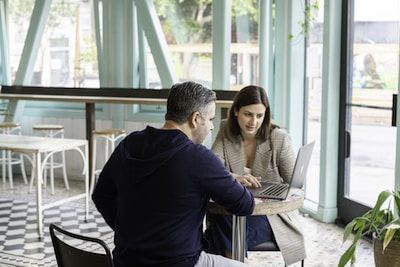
[353,218,367,231]
[384,221,400,230]
[343,221,356,243]
[382,220,400,251]
[393,192,400,219]
[338,243,357,267]
[383,228,396,251]
[339,190,397,266]
[372,191,392,214]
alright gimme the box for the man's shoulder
[125,127,148,138]
[183,143,219,162]
[187,142,213,154]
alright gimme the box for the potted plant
[339,190,400,267]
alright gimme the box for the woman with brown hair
[204,85,305,265]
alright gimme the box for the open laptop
[250,141,315,200]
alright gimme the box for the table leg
[84,144,89,221]
[2,150,5,184]
[232,215,237,259]
[85,103,95,189]
[35,152,43,239]
[232,215,247,262]
[7,151,13,188]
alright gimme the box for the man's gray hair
[165,81,216,124]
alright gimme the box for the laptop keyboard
[260,183,289,197]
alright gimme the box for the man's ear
[189,111,200,128]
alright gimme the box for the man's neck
[161,120,180,130]
[161,120,192,140]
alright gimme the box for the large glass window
[8,0,99,87]
[153,0,259,89]
[154,0,213,87]
[230,0,259,89]
[8,0,34,84]
[305,0,324,207]
[346,0,399,206]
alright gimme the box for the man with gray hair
[93,81,254,267]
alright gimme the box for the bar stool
[29,124,69,195]
[0,122,28,188]
[91,128,126,193]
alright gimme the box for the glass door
[338,0,400,223]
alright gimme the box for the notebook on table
[249,141,315,200]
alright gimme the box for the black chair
[49,224,114,267]
[249,241,304,267]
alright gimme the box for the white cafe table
[0,134,89,238]
[207,188,304,262]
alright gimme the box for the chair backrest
[49,224,114,267]
[248,240,280,251]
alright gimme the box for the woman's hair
[227,85,276,140]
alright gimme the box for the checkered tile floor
[0,177,376,267]
[0,198,113,267]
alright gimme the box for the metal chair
[249,241,305,267]
[49,223,114,267]
[29,124,69,195]
[0,122,28,188]
[91,128,126,193]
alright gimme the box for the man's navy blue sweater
[92,126,254,267]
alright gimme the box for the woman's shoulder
[270,127,291,143]
[270,126,289,136]
[219,119,232,138]
[216,119,241,144]
[219,119,228,128]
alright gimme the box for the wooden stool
[91,128,126,193]
[30,124,69,195]
[0,122,28,188]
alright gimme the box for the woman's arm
[277,131,296,184]
[233,173,262,188]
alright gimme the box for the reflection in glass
[347,0,399,206]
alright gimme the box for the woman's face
[235,103,266,138]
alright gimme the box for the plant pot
[374,237,400,267]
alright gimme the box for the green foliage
[154,0,213,44]
[80,36,97,68]
[338,190,400,267]
[290,0,319,42]
[300,0,319,36]
[8,0,34,27]
[154,0,259,44]
[232,0,258,20]
[380,70,399,90]
[9,0,77,29]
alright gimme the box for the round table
[207,188,304,262]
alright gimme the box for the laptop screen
[249,141,315,199]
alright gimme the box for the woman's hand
[234,173,262,188]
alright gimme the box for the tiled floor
[0,175,374,267]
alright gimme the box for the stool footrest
[0,158,24,165]
[44,162,65,169]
